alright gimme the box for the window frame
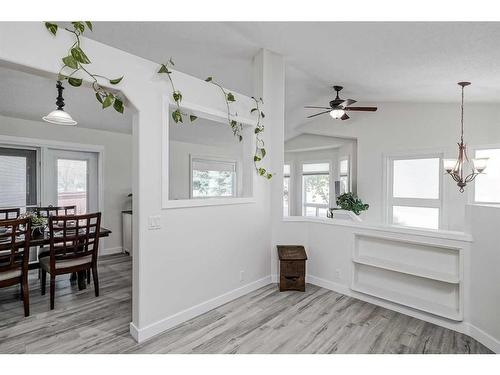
[339,156,350,194]
[283,162,291,217]
[0,145,39,208]
[385,152,444,229]
[301,161,332,217]
[189,155,238,199]
[470,144,500,205]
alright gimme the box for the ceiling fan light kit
[305,85,378,120]
[444,82,488,193]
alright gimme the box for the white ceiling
[87,22,500,137]
[0,65,133,133]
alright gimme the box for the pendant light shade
[42,81,77,126]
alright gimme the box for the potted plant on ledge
[327,192,369,219]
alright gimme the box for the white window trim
[161,96,256,209]
[301,160,332,217]
[384,151,444,229]
[189,154,238,199]
[469,143,500,206]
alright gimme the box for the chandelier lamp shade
[443,82,487,193]
[42,80,77,126]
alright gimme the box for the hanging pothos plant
[204,76,243,142]
[44,21,125,113]
[158,58,197,123]
[251,97,272,179]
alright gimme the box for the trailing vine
[158,58,197,123]
[251,97,272,179]
[204,76,243,142]
[44,21,125,113]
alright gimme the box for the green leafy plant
[18,212,47,227]
[204,76,243,142]
[158,58,197,124]
[44,21,125,113]
[335,192,369,215]
[251,97,272,179]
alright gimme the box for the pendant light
[42,80,77,126]
[443,82,487,192]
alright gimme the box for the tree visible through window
[302,162,330,217]
[191,158,236,198]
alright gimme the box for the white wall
[168,140,243,200]
[468,204,500,352]
[299,103,500,231]
[0,114,132,253]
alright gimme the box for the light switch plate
[148,215,161,230]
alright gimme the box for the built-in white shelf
[352,255,460,284]
[351,270,461,321]
[351,233,463,322]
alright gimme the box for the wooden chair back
[0,208,21,221]
[0,218,31,285]
[34,205,77,218]
[47,212,101,272]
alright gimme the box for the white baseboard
[306,274,499,353]
[466,323,500,354]
[129,275,272,343]
[99,247,123,256]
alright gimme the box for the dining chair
[0,217,31,317]
[0,208,21,221]
[40,212,101,310]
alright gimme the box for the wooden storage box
[277,245,307,292]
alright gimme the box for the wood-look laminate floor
[0,254,493,354]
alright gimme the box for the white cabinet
[122,211,132,255]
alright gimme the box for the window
[57,159,88,214]
[0,147,37,208]
[191,158,236,198]
[474,148,500,204]
[283,164,290,216]
[339,158,349,194]
[302,162,330,217]
[388,156,441,229]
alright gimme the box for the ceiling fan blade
[304,105,331,109]
[306,110,331,118]
[344,106,378,112]
[339,99,357,107]
[341,113,350,120]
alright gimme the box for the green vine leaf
[109,76,123,85]
[172,91,182,103]
[158,64,170,74]
[68,77,82,87]
[95,92,103,104]
[71,47,91,64]
[45,22,58,36]
[205,77,213,82]
[113,97,124,113]
[190,115,198,122]
[71,22,85,33]
[62,55,78,69]
[102,94,114,109]
[85,21,93,31]
[226,92,235,102]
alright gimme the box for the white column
[253,49,285,280]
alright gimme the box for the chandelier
[443,82,488,193]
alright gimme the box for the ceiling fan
[305,85,378,120]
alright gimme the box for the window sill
[163,197,256,209]
[282,216,473,242]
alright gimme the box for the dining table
[0,226,112,290]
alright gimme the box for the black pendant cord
[55,81,65,111]
[460,84,464,144]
